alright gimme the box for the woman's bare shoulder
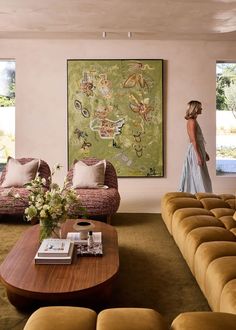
[187,118,196,127]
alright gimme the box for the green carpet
[0,214,210,329]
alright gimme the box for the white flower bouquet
[15,164,86,241]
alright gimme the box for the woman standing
[179,100,212,193]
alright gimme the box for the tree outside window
[216,62,236,176]
[0,60,15,171]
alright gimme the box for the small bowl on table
[73,220,95,240]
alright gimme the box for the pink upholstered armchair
[65,158,120,224]
[0,158,51,217]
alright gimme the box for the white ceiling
[0,0,236,40]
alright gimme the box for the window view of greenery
[216,62,236,176]
[0,60,15,171]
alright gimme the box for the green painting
[67,59,163,177]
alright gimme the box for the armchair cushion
[0,157,39,188]
[72,159,107,189]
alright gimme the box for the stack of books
[67,232,103,256]
[35,238,74,264]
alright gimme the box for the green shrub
[217,146,236,158]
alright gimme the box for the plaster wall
[0,39,235,212]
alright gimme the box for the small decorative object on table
[13,163,86,242]
[73,220,95,240]
[67,231,103,256]
[87,231,94,252]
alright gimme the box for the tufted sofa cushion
[170,311,236,330]
[97,308,167,330]
[220,279,236,314]
[205,256,236,311]
[23,306,97,330]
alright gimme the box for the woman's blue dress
[179,121,212,193]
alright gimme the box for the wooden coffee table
[0,219,119,310]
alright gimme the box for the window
[216,62,236,176]
[0,60,15,171]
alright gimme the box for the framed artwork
[67,59,164,177]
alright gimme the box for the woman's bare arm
[187,119,204,166]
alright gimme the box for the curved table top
[0,219,119,301]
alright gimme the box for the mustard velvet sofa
[23,306,236,330]
[161,192,236,314]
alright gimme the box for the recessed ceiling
[0,0,236,40]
